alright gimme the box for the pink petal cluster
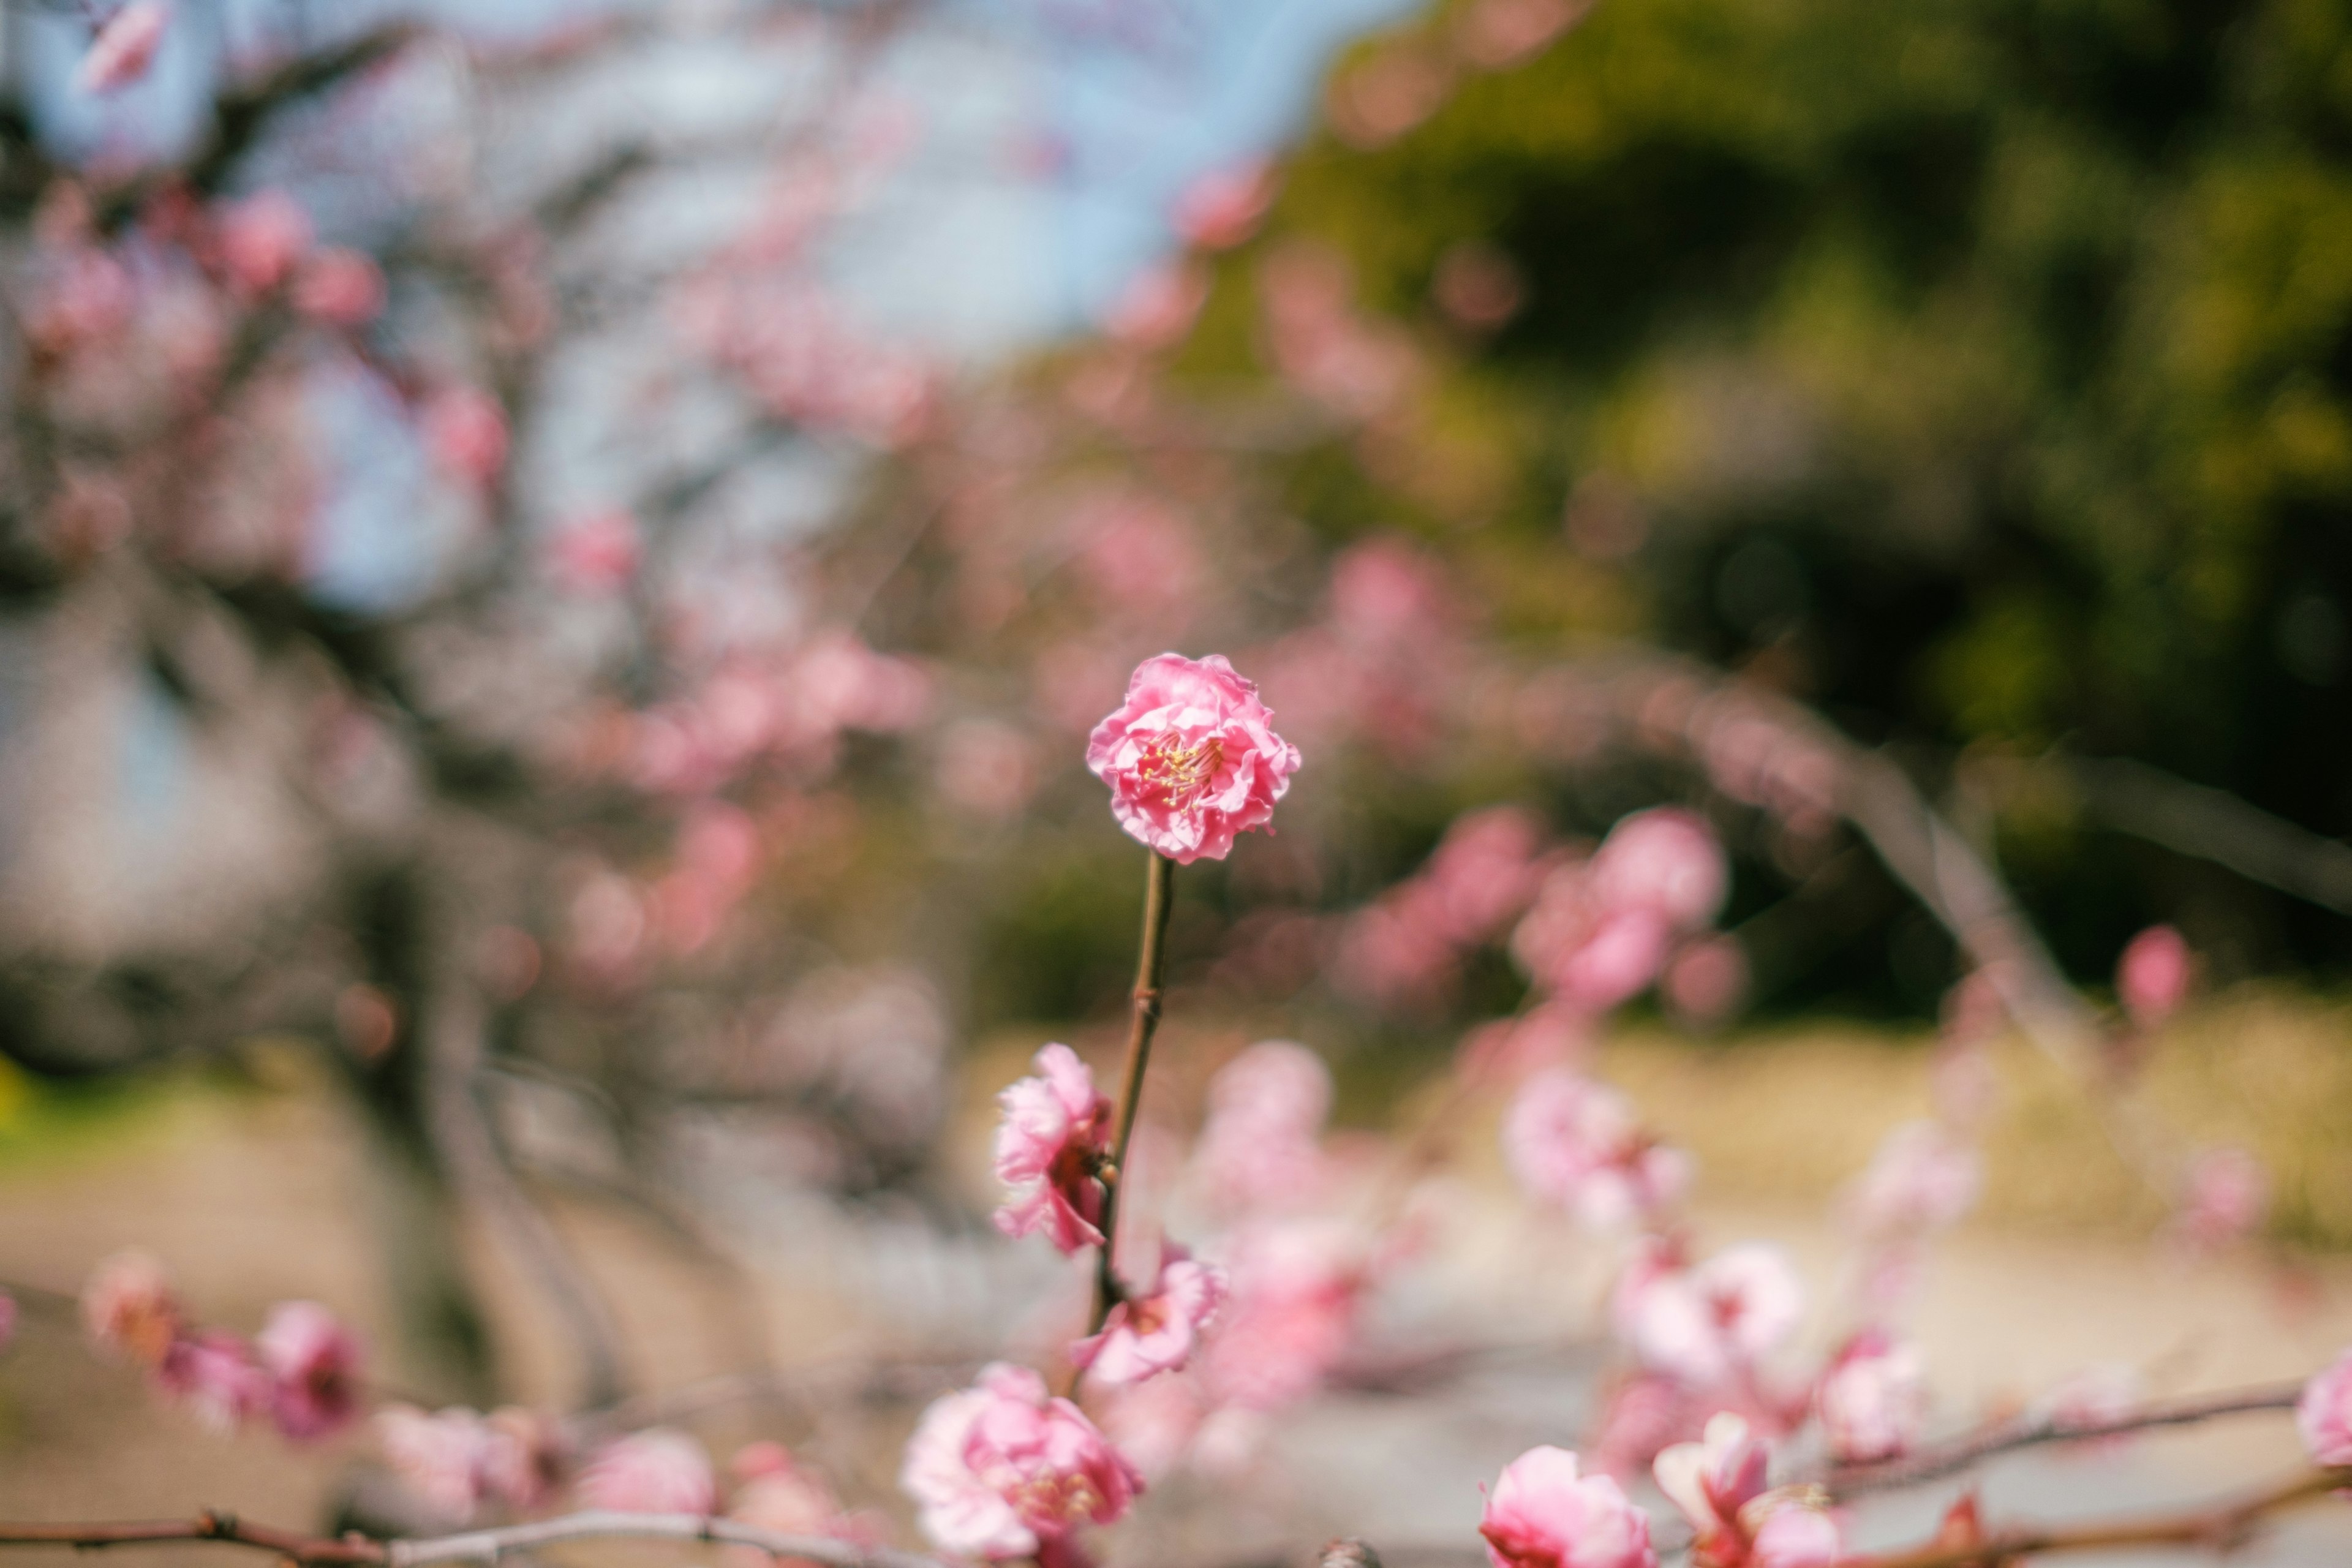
[2174,1145,2268,1251]
[577,1428,717,1513]
[1815,1332,1926,1464]
[547,509,642,595]
[900,1362,1142,1561]
[2116,924,2190,1029]
[156,1331,274,1432]
[293,249,387,326]
[1479,1446,1656,1568]
[424,386,510,489]
[1512,810,1727,1014]
[2297,1348,2352,1466]
[82,1250,183,1365]
[993,1043,1113,1253]
[216,191,313,294]
[727,1443,876,1568]
[1190,1039,1333,1213]
[1193,1219,1363,1413]
[1845,1121,1981,1238]
[377,1405,567,1523]
[76,2,170,94]
[1071,1246,1227,1386]
[254,1299,365,1439]
[1746,1501,1842,1568]
[1615,1243,1803,1387]
[1653,1413,1767,1564]
[1504,1069,1691,1229]
[1335,807,1548,1011]
[1085,654,1300,864]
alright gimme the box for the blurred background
[4,0,2352,1561]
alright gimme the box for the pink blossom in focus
[577,1428,717,1513]
[294,249,386,326]
[82,1250,182,1366]
[1593,809,1728,931]
[1653,1412,1767,1564]
[547,509,641,595]
[425,386,510,488]
[77,2,170,94]
[216,191,314,293]
[1815,1333,1926,1464]
[1479,1446,1657,1568]
[1845,1121,1981,1238]
[1071,1246,1227,1386]
[2297,1348,2352,1466]
[1085,654,1300,864]
[900,1362,1142,1559]
[1616,1243,1804,1387]
[1191,1039,1332,1213]
[1747,1500,1842,1568]
[156,1332,272,1433]
[2116,925,2190,1030]
[993,1043,1112,1253]
[2175,1145,2269,1251]
[254,1300,364,1440]
[1172,160,1274,250]
[1504,1069,1691,1229]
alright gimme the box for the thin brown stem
[1818,1380,2308,1498]
[1087,850,1177,1338]
[1838,1466,2349,1568]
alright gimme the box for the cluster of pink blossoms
[377,1405,568,1523]
[901,1363,1142,1567]
[1085,654,1300,864]
[81,1252,363,1441]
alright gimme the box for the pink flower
[1512,870,1673,1014]
[254,1300,364,1440]
[1105,261,1208,349]
[216,191,313,294]
[2116,925,2190,1029]
[77,2,169,94]
[378,1406,500,1522]
[1845,1121,1980,1237]
[728,1444,871,1568]
[1172,160,1274,250]
[1747,1500,1842,1568]
[2297,1348,2352,1466]
[1662,937,1749,1028]
[577,1428,717,1513]
[156,1332,273,1433]
[1072,1246,1227,1385]
[425,386,510,489]
[1592,809,1728,930]
[82,1250,182,1366]
[900,1362,1142,1560]
[993,1044,1113,1253]
[1195,1219,1362,1411]
[2174,1145,2269,1251]
[547,509,641,595]
[1085,654,1300,864]
[1479,1446,1656,1568]
[1816,1332,1926,1464]
[294,249,386,326]
[1653,1413,1767,1563]
[1504,1070,1690,1229]
[1615,1244,1804,1387]
[1191,1040,1332,1213]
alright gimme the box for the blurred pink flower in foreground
[901,1362,1142,1561]
[994,1044,1112,1253]
[1616,1243,1803,1387]
[1086,654,1300,864]
[728,1443,875,1568]
[1479,1446,1656,1568]
[578,1428,716,1513]
[2116,924,2190,1030]
[1105,261,1209,350]
[2297,1348,2352,1465]
[1505,1070,1691,1229]
[1072,1246,1227,1386]
[77,2,170,94]
[1593,808,1729,929]
[1747,1500,1842,1568]
[1653,1412,1767,1564]
[156,1332,271,1433]
[1816,1332,1926,1464]
[82,1250,183,1365]
[254,1300,364,1440]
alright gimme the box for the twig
[1085,851,1177,1338]
[2055,755,2352,918]
[1836,1466,2350,1568]
[0,1510,948,1568]
[1816,1380,2308,1498]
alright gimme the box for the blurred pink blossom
[82,1250,182,1366]
[577,1428,717,1513]
[2297,1348,2352,1466]
[1072,1246,1227,1386]
[2174,1145,2269,1251]
[900,1362,1142,1560]
[2116,925,2190,1030]
[1196,1219,1362,1411]
[1616,1243,1803,1387]
[424,386,510,489]
[1260,246,1417,419]
[1191,1039,1332,1213]
[1433,241,1526,331]
[77,2,170,94]
[294,249,386,326]
[1815,1332,1926,1464]
[1458,1006,1589,1086]
[1096,1370,1207,1480]
[1747,1500,1842,1568]
[216,191,313,294]
[1479,1446,1656,1568]
[1845,1121,1980,1238]
[377,1406,502,1522]
[156,1332,272,1433]
[254,1300,364,1441]
[994,1043,1112,1254]
[1086,654,1300,864]
[1653,1412,1767,1564]
[1663,937,1749,1028]
[1504,1069,1690,1228]
[1106,262,1209,350]
[936,720,1039,821]
[0,1290,13,1352]
[728,1443,872,1568]
[547,510,641,595]
[1172,160,1274,250]
[1455,0,1578,69]
[1071,495,1202,622]
[1592,809,1728,930]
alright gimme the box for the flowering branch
[1838,1466,2351,1568]
[1817,1380,2307,1498]
[1088,849,1177,1328]
[0,1510,949,1568]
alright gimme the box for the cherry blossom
[1071,1246,1227,1386]
[1845,1121,1981,1237]
[2298,1348,2352,1466]
[2116,924,2190,1029]
[1615,1243,1804,1387]
[293,249,387,327]
[1653,1412,1767,1564]
[1479,1446,1656,1568]
[76,2,170,95]
[253,1300,364,1440]
[1747,1499,1842,1568]
[993,1043,1113,1253]
[577,1428,717,1513]
[1816,1332,1926,1464]
[1085,654,1300,864]
[155,1332,271,1433]
[1191,1039,1332,1212]
[1504,1069,1690,1229]
[900,1362,1142,1561]
[81,1250,182,1366]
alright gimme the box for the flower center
[1009,1470,1104,1528]
[1136,733,1223,804]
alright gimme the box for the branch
[1084,850,1177,1342]
[2057,755,2352,918]
[1816,1381,2307,1498]
[1838,1466,2350,1568]
[0,1510,949,1568]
